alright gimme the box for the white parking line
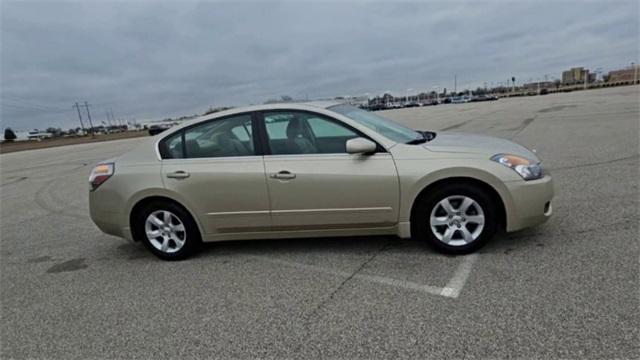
[246,253,479,299]
[440,253,479,298]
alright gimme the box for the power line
[1,96,71,111]
[1,100,72,113]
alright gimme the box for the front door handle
[270,171,296,180]
[167,171,190,179]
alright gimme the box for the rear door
[160,112,271,235]
[258,110,399,231]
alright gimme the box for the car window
[329,104,421,143]
[182,114,255,158]
[263,113,291,140]
[263,111,358,155]
[161,132,184,159]
[231,122,252,141]
[307,116,355,138]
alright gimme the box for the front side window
[162,114,255,159]
[263,111,359,155]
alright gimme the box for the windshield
[329,104,422,143]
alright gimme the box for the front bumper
[504,175,554,232]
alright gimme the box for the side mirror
[346,137,377,155]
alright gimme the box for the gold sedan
[89,102,553,260]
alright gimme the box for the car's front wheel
[413,183,497,254]
[134,201,201,260]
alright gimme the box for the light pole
[454,75,457,94]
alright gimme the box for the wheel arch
[128,194,204,242]
[408,175,508,235]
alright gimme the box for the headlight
[89,163,114,190]
[491,154,543,180]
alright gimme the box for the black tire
[412,182,497,254]
[133,200,201,260]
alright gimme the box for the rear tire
[133,200,201,260]
[413,183,497,254]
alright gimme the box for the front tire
[134,201,201,260]
[413,183,497,254]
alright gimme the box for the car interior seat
[285,118,317,154]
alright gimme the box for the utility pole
[110,109,119,126]
[82,101,95,136]
[73,102,86,134]
[454,75,457,94]
[108,110,115,126]
[105,111,118,126]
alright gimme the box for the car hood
[425,131,539,161]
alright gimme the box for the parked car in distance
[27,130,53,140]
[89,102,554,260]
[368,103,387,111]
[452,95,472,104]
[471,95,499,102]
[148,123,172,136]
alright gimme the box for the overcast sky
[1,0,638,130]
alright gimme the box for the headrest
[286,118,306,139]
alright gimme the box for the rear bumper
[89,198,133,241]
[504,175,554,232]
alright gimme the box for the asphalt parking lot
[1,85,638,359]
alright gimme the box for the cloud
[1,0,638,130]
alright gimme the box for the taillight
[89,163,114,191]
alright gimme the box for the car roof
[299,100,345,109]
[183,100,347,125]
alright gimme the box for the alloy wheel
[144,210,186,254]
[429,195,485,246]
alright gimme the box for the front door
[260,110,399,231]
[160,112,271,235]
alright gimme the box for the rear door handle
[167,171,190,179]
[270,171,296,180]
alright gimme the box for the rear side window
[183,114,255,158]
[160,132,184,159]
[159,114,255,159]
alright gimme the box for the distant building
[562,67,593,85]
[606,65,639,84]
[523,81,554,91]
[346,96,369,107]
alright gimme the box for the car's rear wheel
[413,183,497,254]
[134,201,201,260]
